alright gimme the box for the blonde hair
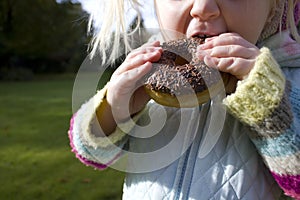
[286,0,300,42]
[89,0,300,64]
[88,0,142,64]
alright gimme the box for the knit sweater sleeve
[68,83,144,170]
[223,47,300,199]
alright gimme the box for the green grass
[0,73,125,200]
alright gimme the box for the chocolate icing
[144,38,222,96]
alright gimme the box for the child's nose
[190,0,220,21]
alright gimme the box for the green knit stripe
[224,47,285,126]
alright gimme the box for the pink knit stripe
[68,114,121,170]
[271,171,300,199]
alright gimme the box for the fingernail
[204,55,217,68]
[205,36,217,42]
[153,40,160,45]
[196,51,206,59]
[205,38,213,42]
[197,44,205,50]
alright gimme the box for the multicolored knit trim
[252,123,299,157]
[263,153,300,175]
[289,84,300,119]
[271,172,300,199]
[68,114,121,170]
[224,47,285,126]
[224,47,300,199]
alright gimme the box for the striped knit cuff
[68,83,147,169]
[76,82,146,149]
[224,47,286,126]
[271,172,300,199]
[68,114,121,170]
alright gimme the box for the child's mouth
[193,34,209,39]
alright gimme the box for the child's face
[155,0,273,44]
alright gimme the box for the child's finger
[127,41,161,58]
[203,55,218,68]
[199,33,254,50]
[112,62,152,97]
[106,62,153,122]
[117,52,159,74]
[127,46,162,59]
[205,56,254,80]
[209,45,259,59]
[123,62,153,83]
[141,40,161,47]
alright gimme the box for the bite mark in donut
[144,37,229,108]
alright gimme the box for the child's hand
[106,41,162,122]
[196,33,261,93]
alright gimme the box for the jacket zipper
[174,103,210,200]
[174,145,192,200]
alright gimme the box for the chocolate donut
[144,37,229,108]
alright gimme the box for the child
[69,0,300,199]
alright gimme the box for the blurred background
[0,0,89,79]
[0,0,125,199]
[0,0,299,199]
